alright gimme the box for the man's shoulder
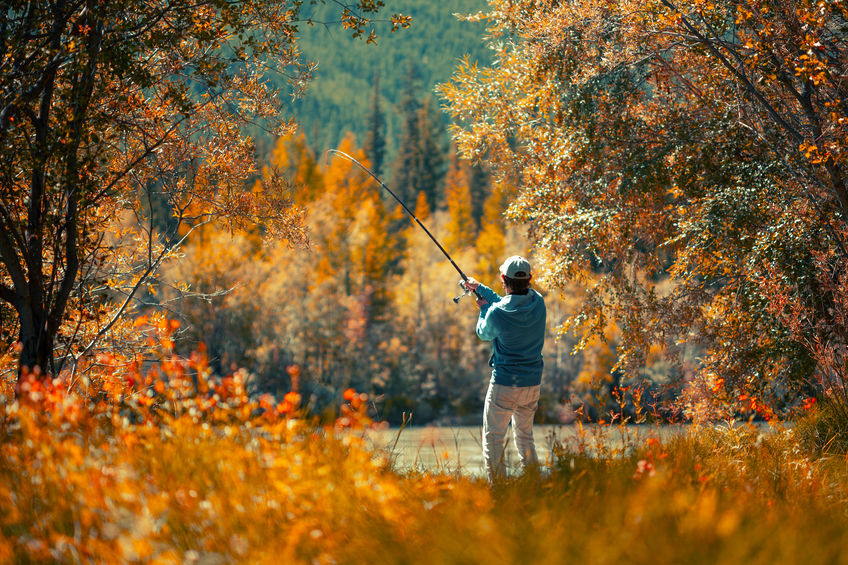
[530,289,546,308]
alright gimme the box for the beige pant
[482,380,541,480]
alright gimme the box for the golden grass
[2,343,848,563]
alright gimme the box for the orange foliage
[441,0,848,417]
[0,326,504,563]
[0,0,410,381]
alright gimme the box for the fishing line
[326,149,480,303]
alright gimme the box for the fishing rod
[326,149,480,304]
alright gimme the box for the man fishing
[461,256,546,481]
[326,151,545,479]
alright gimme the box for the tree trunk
[17,308,53,379]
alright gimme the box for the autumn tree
[443,151,476,251]
[268,131,324,205]
[442,0,848,414]
[475,179,510,276]
[0,0,410,381]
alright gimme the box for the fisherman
[461,256,546,481]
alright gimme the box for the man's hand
[461,277,480,292]
[461,278,487,308]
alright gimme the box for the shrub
[793,399,848,455]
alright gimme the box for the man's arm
[474,283,501,306]
[474,283,502,341]
[461,277,502,341]
[476,305,500,341]
[461,278,501,305]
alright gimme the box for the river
[365,424,684,478]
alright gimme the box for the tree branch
[49,1,104,336]
[0,216,28,300]
[71,220,209,375]
[659,0,804,143]
[0,282,16,306]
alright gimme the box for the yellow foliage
[443,154,475,251]
[268,131,324,204]
[575,322,621,388]
[475,222,505,276]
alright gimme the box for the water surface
[366,424,681,478]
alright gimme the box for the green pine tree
[363,71,387,179]
[390,59,448,211]
[414,96,447,209]
[390,58,424,206]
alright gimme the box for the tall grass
[2,339,848,563]
[794,398,848,456]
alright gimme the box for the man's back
[475,284,546,387]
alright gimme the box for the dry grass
[2,338,848,563]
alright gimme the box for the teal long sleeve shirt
[475,283,546,387]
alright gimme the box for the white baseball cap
[499,255,531,279]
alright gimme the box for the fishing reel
[453,280,473,304]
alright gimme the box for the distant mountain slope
[270,0,490,161]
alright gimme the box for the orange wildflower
[284,391,302,407]
[259,394,274,412]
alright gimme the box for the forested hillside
[269,0,490,167]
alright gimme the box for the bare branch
[71,220,209,372]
